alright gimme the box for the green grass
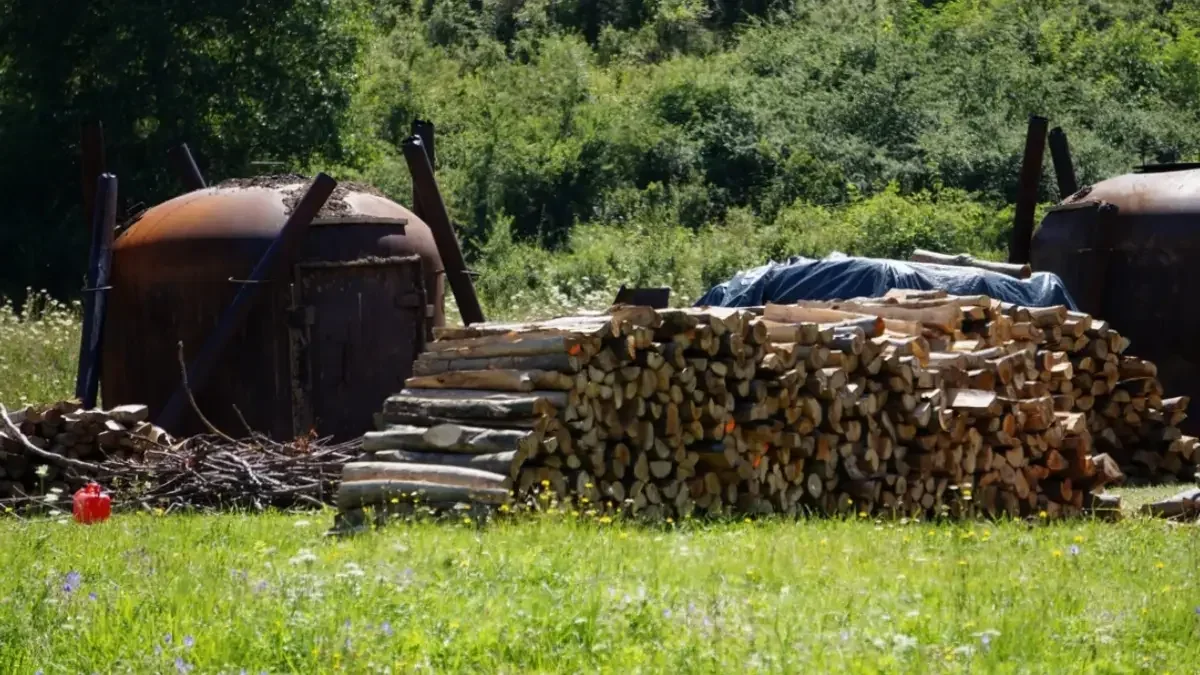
[0,291,80,407]
[1,505,1199,674]
[3,294,1199,673]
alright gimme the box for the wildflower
[541,479,550,488]
[88,593,97,602]
[1052,549,1063,558]
[1069,545,1081,556]
[390,497,400,504]
[164,633,173,645]
[663,608,673,619]
[62,571,81,594]
[1073,535,1084,543]
[744,518,752,524]
[381,621,393,637]
[183,635,195,648]
[957,559,968,566]
[617,532,628,540]
[1156,561,1166,570]
[858,511,868,518]
[1038,510,1048,519]
[289,549,318,566]
[666,517,674,524]
[174,661,193,675]
[498,504,511,513]
[35,465,49,478]
[598,516,612,524]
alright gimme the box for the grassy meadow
[2,297,1199,674]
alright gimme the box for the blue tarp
[696,253,1078,310]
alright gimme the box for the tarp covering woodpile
[696,253,1078,310]
[337,291,1197,523]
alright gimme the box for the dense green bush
[4,0,1200,317]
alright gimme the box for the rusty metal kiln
[1031,164,1200,435]
[79,121,483,442]
[1003,116,1200,435]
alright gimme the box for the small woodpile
[335,294,1199,523]
[1,401,169,499]
[1,401,357,512]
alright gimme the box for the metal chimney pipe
[1010,115,1048,265]
[1048,127,1078,199]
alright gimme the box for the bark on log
[909,249,1032,278]
[337,479,510,508]
[363,424,540,454]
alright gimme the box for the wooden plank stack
[336,293,1198,523]
[1,401,171,501]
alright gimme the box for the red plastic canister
[72,483,111,524]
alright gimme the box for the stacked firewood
[2,400,358,512]
[336,294,1198,523]
[1,401,171,500]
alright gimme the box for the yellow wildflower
[1038,510,1048,519]
[598,516,612,524]
[1052,549,1063,558]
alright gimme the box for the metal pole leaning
[74,173,118,408]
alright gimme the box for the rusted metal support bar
[74,173,118,409]
[412,119,436,170]
[168,143,207,191]
[1010,115,1048,265]
[156,173,337,431]
[410,119,435,220]
[80,122,106,236]
[1048,127,1078,199]
[402,135,485,326]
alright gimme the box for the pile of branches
[1,405,360,514]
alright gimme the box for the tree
[0,0,364,301]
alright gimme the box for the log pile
[337,296,1198,522]
[1,401,170,500]
[1,401,357,512]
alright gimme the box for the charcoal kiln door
[291,256,426,440]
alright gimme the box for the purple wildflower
[980,633,992,651]
[343,619,352,630]
[88,592,97,601]
[663,608,673,619]
[381,621,393,637]
[1069,545,1081,556]
[174,657,193,674]
[253,580,268,593]
[344,637,353,651]
[62,571,81,594]
[183,635,194,648]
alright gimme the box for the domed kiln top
[1061,165,1200,216]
